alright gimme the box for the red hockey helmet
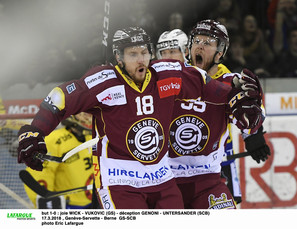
[112,27,154,56]
[188,19,229,57]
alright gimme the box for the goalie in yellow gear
[24,112,94,209]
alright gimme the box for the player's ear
[215,51,223,63]
[115,54,123,66]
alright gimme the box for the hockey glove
[17,125,47,171]
[232,68,263,104]
[228,88,262,130]
[244,126,271,163]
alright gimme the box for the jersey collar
[211,64,231,79]
[115,65,152,93]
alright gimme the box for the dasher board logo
[126,118,164,162]
[169,115,209,156]
[96,85,127,106]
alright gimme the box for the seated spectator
[241,14,274,77]
[271,28,297,77]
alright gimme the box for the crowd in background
[1,0,297,89]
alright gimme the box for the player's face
[160,48,185,62]
[190,35,221,70]
[123,45,151,84]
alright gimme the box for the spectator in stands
[267,0,297,55]
[208,0,241,36]
[224,35,248,73]
[126,0,157,43]
[271,28,297,77]
[169,12,184,30]
[241,14,274,77]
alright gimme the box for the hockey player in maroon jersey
[17,27,263,209]
[157,21,270,209]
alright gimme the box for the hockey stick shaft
[222,151,250,164]
[102,0,110,64]
[45,185,93,199]
[226,151,250,161]
[34,137,99,163]
[19,170,93,199]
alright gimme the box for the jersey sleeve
[180,63,231,104]
[31,66,107,136]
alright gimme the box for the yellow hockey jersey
[24,127,93,208]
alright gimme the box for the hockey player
[157,20,270,209]
[24,112,94,209]
[156,29,189,62]
[17,27,263,209]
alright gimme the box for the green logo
[7,213,35,220]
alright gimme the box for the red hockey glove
[228,89,263,130]
[17,125,47,171]
[244,126,271,163]
[232,68,263,103]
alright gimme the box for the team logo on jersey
[66,83,76,94]
[96,85,127,106]
[126,118,164,162]
[157,77,182,98]
[169,115,209,156]
[84,69,117,89]
[208,193,235,209]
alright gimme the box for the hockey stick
[19,170,93,199]
[0,182,33,208]
[34,137,99,163]
[101,0,110,64]
[222,151,250,163]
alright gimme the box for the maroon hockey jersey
[168,67,236,183]
[32,60,231,192]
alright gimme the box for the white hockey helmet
[156,29,188,60]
